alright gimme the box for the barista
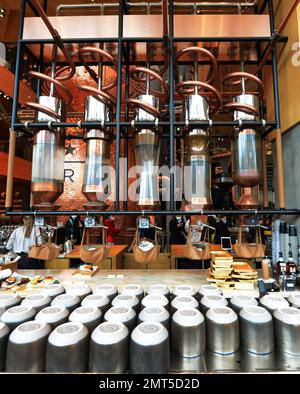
[65,213,84,245]
[169,216,187,245]
[214,215,230,245]
[6,216,43,269]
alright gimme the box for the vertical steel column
[115,1,124,211]
[123,42,130,211]
[169,0,175,211]
[6,0,26,211]
[269,0,285,208]
[36,0,47,97]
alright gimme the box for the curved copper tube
[176,80,222,114]
[77,46,119,92]
[174,46,218,85]
[126,98,160,118]
[25,101,62,120]
[77,85,116,108]
[222,102,259,116]
[30,0,76,81]
[131,67,169,101]
[28,71,72,105]
[222,72,264,99]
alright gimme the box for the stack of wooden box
[207,252,234,288]
[232,262,258,290]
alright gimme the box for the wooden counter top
[62,245,128,259]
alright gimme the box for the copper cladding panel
[174,15,270,38]
[23,14,270,40]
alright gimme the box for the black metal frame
[6,0,297,218]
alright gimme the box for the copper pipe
[261,139,269,208]
[5,129,16,209]
[175,80,222,114]
[275,129,285,208]
[127,98,160,118]
[27,71,72,105]
[30,0,76,81]
[222,102,259,116]
[175,46,218,84]
[77,85,116,108]
[25,101,62,120]
[131,66,169,100]
[257,0,300,73]
[222,72,264,99]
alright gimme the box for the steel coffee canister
[229,295,258,314]
[138,306,170,330]
[121,284,144,302]
[41,284,65,300]
[130,322,170,374]
[35,306,70,329]
[81,294,111,315]
[141,294,169,311]
[1,306,37,330]
[89,321,129,373]
[206,307,239,355]
[94,284,118,302]
[104,306,137,332]
[171,296,199,315]
[5,320,51,372]
[112,294,140,313]
[200,294,228,314]
[287,294,300,308]
[0,323,9,371]
[22,294,52,313]
[69,306,102,333]
[46,321,89,372]
[172,285,197,300]
[147,284,170,299]
[51,294,81,312]
[239,306,274,354]
[274,307,300,355]
[198,284,221,300]
[66,284,92,300]
[259,295,289,314]
[0,294,21,310]
[171,308,206,357]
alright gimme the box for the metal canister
[288,294,300,308]
[89,321,129,373]
[147,284,170,300]
[81,294,111,315]
[138,306,170,331]
[35,306,69,330]
[121,284,144,302]
[206,307,239,355]
[112,294,140,313]
[241,351,276,372]
[1,306,37,330]
[141,294,169,311]
[274,307,300,355]
[229,295,258,314]
[0,323,9,371]
[66,284,92,301]
[0,294,21,310]
[41,284,65,300]
[6,320,51,372]
[51,294,81,313]
[22,294,52,313]
[171,296,199,315]
[104,306,137,332]
[69,306,102,333]
[93,284,118,302]
[46,322,89,372]
[239,306,274,354]
[171,308,206,357]
[259,295,289,314]
[130,321,170,374]
[172,285,197,300]
[198,284,221,300]
[200,294,228,315]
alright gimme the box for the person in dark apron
[6,216,44,269]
